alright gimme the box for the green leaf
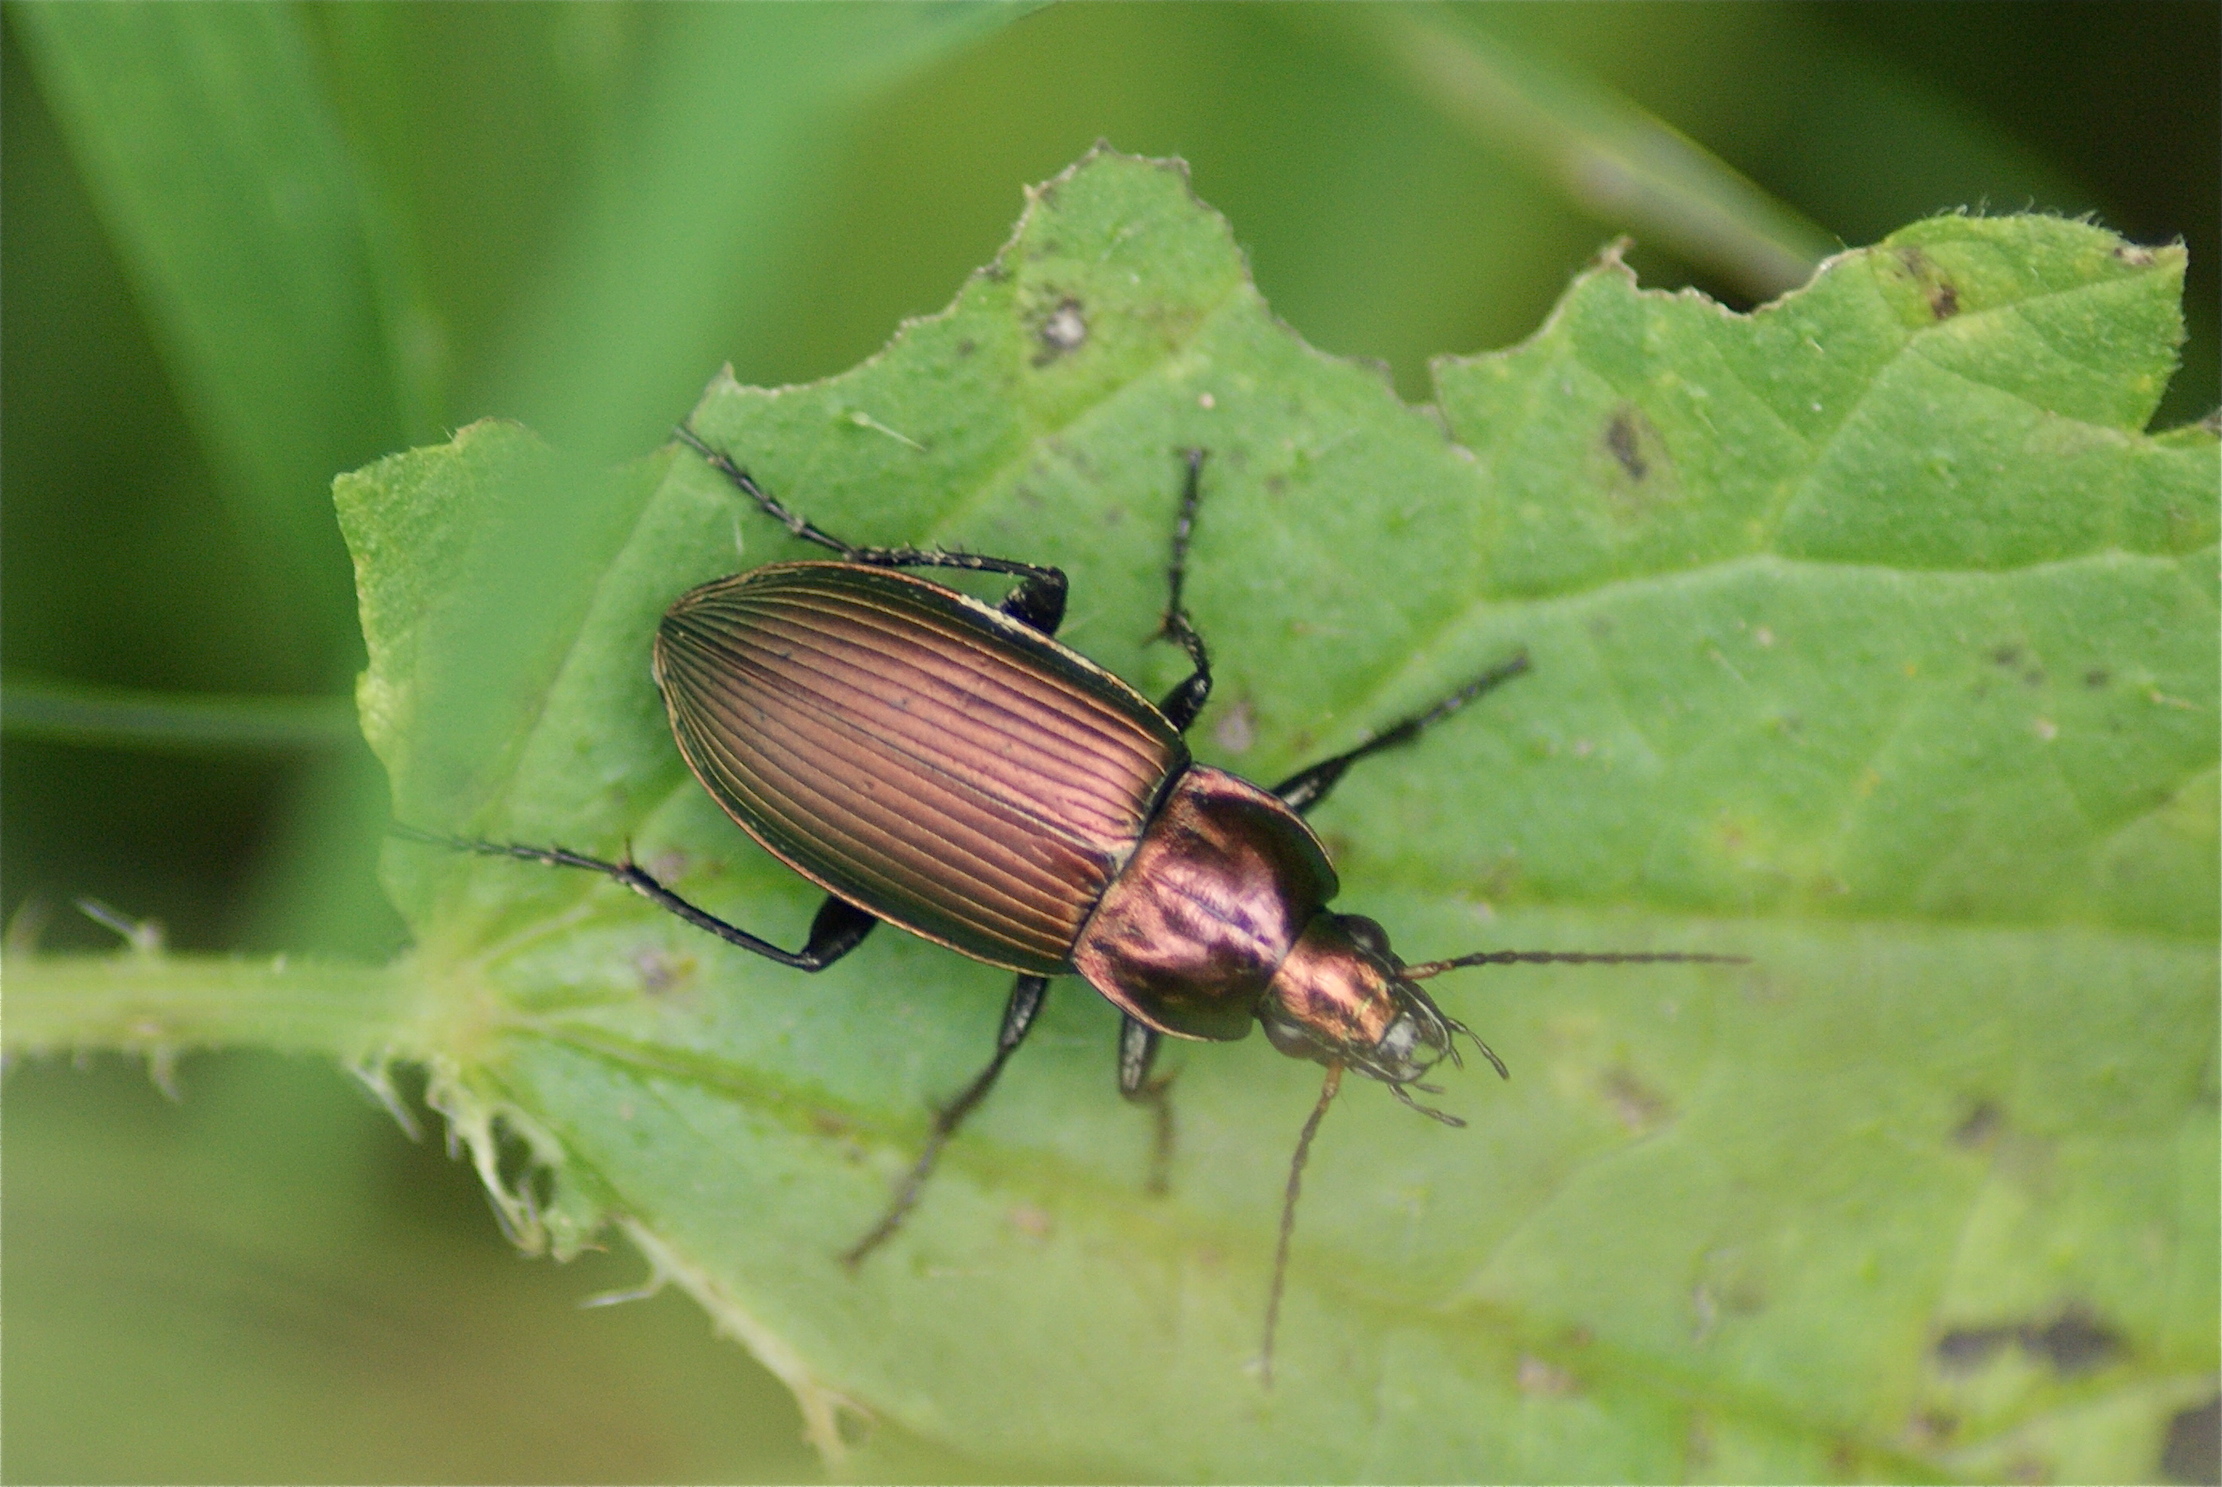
[12,2,417,681]
[480,2,1043,464]
[334,153,2215,1480]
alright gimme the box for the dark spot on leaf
[2023,1306,2122,1375]
[2085,668,2111,688]
[1605,410,1647,480]
[1935,1325,2015,1373]
[2161,1395,2220,1485]
[2023,668,2045,687]
[1992,644,2023,666]
[1588,615,1614,638]
[1952,1100,2002,1147]
[2006,1455,2051,1484]
[956,338,976,357]
[632,947,694,995]
[1590,404,1678,515]
[1896,246,1960,319]
[1032,297,1088,366]
[1600,1065,1673,1134]
[1909,1408,1959,1446]
[1829,1440,1859,1473]
[1936,1306,2125,1377]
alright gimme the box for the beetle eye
[1260,1005,1328,1063]
[1339,914,1391,956]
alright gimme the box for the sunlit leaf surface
[339,152,2217,1482]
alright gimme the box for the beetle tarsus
[842,973,1051,1268]
[389,823,877,972]
[1118,1015,1178,1195]
[677,421,1071,604]
[1153,449,1214,731]
[673,423,842,552]
[1270,651,1532,816]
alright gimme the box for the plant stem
[3,951,419,1063]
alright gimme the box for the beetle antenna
[1262,1063,1342,1389]
[1388,1080,1468,1126]
[1402,949,1748,979]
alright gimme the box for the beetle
[413,428,1740,1380]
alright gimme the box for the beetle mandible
[415,429,1740,1380]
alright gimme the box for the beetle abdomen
[654,562,1188,973]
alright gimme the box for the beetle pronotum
[409,430,1741,1381]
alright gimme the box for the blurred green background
[4,4,2214,1481]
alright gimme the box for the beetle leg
[1117,1015,1177,1196]
[995,568,1068,637]
[1269,651,1531,816]
[1155,448,1214,732]
[390,827,876,971]
[676,423,1070,633]
[842,973,1050,1267]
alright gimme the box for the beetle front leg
[842,973,1051,1267]
[1154,447,1213,732]
[1270,652,1530,817]
[1118,1015,1177,1196]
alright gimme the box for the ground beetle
[413,429,1740,1381]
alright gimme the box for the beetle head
[1258,913,1506,1117]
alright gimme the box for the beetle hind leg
[1118,1016,1178,1196]
[1269,651,1531,816]
[842,973,1051,1267]
[675,423,1070,637]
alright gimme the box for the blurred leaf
[11,2,415,682]
[1,1052,825,1484]
[316,154,2218,1479]
[1,674,361,754]
[1328,5,1834,300]
[489,2,1039,464]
